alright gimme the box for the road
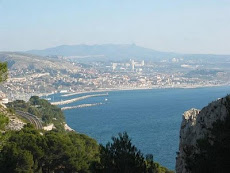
[15,110,43,130]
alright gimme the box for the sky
[0,0,230,54]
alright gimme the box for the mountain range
[27,44,177,61]
[26,44,230,62]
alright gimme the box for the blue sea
[50,86,229,170]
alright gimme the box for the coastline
[59,84,228,98]
[44,84,228,132]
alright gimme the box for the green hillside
[7,96,65,131]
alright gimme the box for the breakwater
[62,91,94,97]
[61,102,103,110]
[62,90,109,97]
[51,93,108,105]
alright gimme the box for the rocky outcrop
[64,123,74,131]
[176,96,230,173]
[43,123,55,131]
[5,117,25,131]
[0,105,25,131]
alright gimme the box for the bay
[53,86,229,170]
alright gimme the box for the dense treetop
[0,124,173,173]
[95,132,173,173]
[0,124,99,173]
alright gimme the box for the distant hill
[26,44,178,61]
[26,44,230,62]
[0,52,77,71]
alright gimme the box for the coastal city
[0,53,229,102]
[1,1,230,172]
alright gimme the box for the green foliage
[0,125,99,173]
[0,62,8,82]
[145,154,173,173]
[98,132,146,173]
[0,112,9,130]
[0,126,172,173]
[7,96,65,130]
[0,143,34,173]
[151,162,174,173]
[0,112,10,150]
[42,131,99,172]
[7,100,29,111]
[185,95,230,173]
[95,132,173,173]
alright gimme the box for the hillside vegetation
[0,111,9,130]
[7,96,65,131]
[0,124,99,173]
[0,123,173,173]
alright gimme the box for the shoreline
[58,84,229,98]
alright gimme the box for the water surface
[53,87,229,170]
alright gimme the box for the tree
[95,132,173,173]
[0,112,9,130]
[0,62,7,83]
[0,143,34,173]
[0,125,100,173]
[98,132,146,173]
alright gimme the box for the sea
[48,86,230,170]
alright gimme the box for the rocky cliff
[0,105,25,131]
[176,95,230,173]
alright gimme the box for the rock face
[5,117,25,131]
[0,105,25,131]
[176,96,230,173]
[43,123,55,131]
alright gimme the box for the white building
[130,59,135,71]
[112,63,117,71]
[141,60,145,66]
[0,91,8,104]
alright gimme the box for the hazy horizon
[1,0,230,54]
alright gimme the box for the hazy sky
[0,0,230,54]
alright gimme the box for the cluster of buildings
[112,59,145,72]
[0,58,228,102]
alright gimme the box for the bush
[0,125,99,173]
[0,113,9,130]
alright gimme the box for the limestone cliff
[176,96,230,173]
[0,105,25,131]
